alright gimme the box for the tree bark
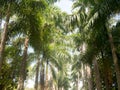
[17,37,29,90]
[40,63,45,90]
[34,57,40,90]
[103,63,110,90]
[83,64,88,90]
[49,76,53,90]
[77,72,79,90]
[0,11,2,27]
[86,64,93,90]
[93,58,102,90]
[0,4,10,72]
[45,60,49,90]
[108,31,120,90]
[101,50,111,90]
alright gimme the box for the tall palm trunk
[77,72,79,90]
[49,76,53,90]
[17,37,29,90]
[81,63,86,89]
[34,57,40,90]
[108,31,120,90]
[0,4,10,71]
[103,63,110,90]
[101,51,111,90]
[83,64,87,89]
[45,60,49,90]
[86,64,93,90]
[0,12,2,27]
[40,63,45,90]
[93,58,102,90]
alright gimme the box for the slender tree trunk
[0,84,5,90]
[101,51,111,90]
[103,62,110,90]
[83,64,88,90]
[17,37,29,90]
[55,85,57,90]
[34,57,40,90]
[86,64,93,90]
[108,31,120,90]
[49,76,53,90]
[103,67,112,90]
[40,63,45,90]
[93,58,102,90]
[77,72,79,90]
[58,86,60,90]
[0,11,2,27]
[81,63,86,89]
[45,60,49,90]
[0,4,10,72]
[104,73,109,90]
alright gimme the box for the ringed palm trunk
[108,31,120,90]
[34,57,40,90]
[93,57,102,90]
[0,4,10,72]
[17,37,29,90]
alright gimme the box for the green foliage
[1,0,120,90]
[71,0,120,89]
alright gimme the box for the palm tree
[17,37,29,90]
[34,56,40,90]
[86,64,93,90]
[85,1,120,89]
[15,0,50,89]
[71,0,120,89]
[0,37,22,89]
[40,60,45,90]
[93,57,102,90]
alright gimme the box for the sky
[54,0,73,14]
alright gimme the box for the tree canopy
[0,0,120,90]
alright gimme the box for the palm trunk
[86,64,93,90]
[45,60,49,90]
[17,37,29,90]
[34,57,40,90]
[49,76,53,90]
[77,72,79,90]
[55,85,57,90]
[83,64,87,89]
[81,63,85,89]
[0,11,2,27]
[40,63,45,90]
[58,86,60,90]
[93,58,102,90]
[108,31,120,90]
[101,51,111,90]
[103,67,112,90]
[0,4,10,71]
[103,62,110,90]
